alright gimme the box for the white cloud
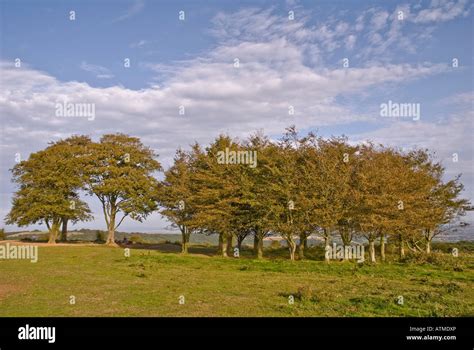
[0,5,469,231]
[370,10,390,31]
[0,56,449,174]
[355,14,365,31]
[111,0,144,23]
[0,8,453,165]
[345,34,357,50]
[210,4,470,66]
[439,91,474,105]
[412,0,470,23]
[80,61,114,79]
[353,97,474,199]
[354,1,471,61]
[130,39,148,48]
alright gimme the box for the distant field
[4,230,233,246]
[0,241,473,317]
[6,228,473,247]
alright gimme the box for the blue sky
[0,0,473,232]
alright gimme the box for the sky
[0,0,473,233]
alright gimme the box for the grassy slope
[0,243,473,317]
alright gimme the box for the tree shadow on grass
[119,242,328,261]
[120,242,218,257]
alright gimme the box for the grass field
[1,241,473,317]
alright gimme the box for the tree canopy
[5,128,470,260]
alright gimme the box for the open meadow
[1,240,473,317]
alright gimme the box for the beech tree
[84,134,161,246]
[353,145,399,262]
[189,136,243,257]
[6,137,92,243]
[422,176,468,253]
[263,127,309,261]
[325,138,358,258]
[158,148,196,253]
[301,136,357,261]
[8,128,469,262]
[403,150,469,254]
[240,133,274,258]
[50,136,93,241]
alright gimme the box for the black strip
[0,317,471,348]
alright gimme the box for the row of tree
[6,134,160,245]
[5,128,470,262]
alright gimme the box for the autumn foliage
[6,128,470,262]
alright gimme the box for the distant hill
[4,224,473,244]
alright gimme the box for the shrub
[443,282,462,294]
[294,285,318,302]
[95,231,106,243]
[130,234,146,244]
[401,251,466,270]
[432,241,474,254]
[270,240,281,249]
[0,228,5,240]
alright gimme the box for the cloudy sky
[1,0,473,232]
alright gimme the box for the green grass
[0,242,473,317]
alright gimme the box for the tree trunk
[226,235,233,257]
[253,234,258,255]
[298,234,306,260]
[380,233,386,261]
[369,239,376,263]
[324,230,330,262]
[60,218,68,242]
[218,233,223,255]
[341,229,352,260]
[297,243,304,260]
[253,232,264,259]
[287,237,296,261]
[343,244,349,260]
[426,239,431,254]
[181,227,188,254]
[106,227,116,246]
[399,235,405,259]
[237,235,244,252]
[48,220,60,244]
[221,234,228,258]
[254,233,264,259]
[340,228,352,247]
[106,210,118,247]
[47,230,57,244]
[257,235,263,259]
